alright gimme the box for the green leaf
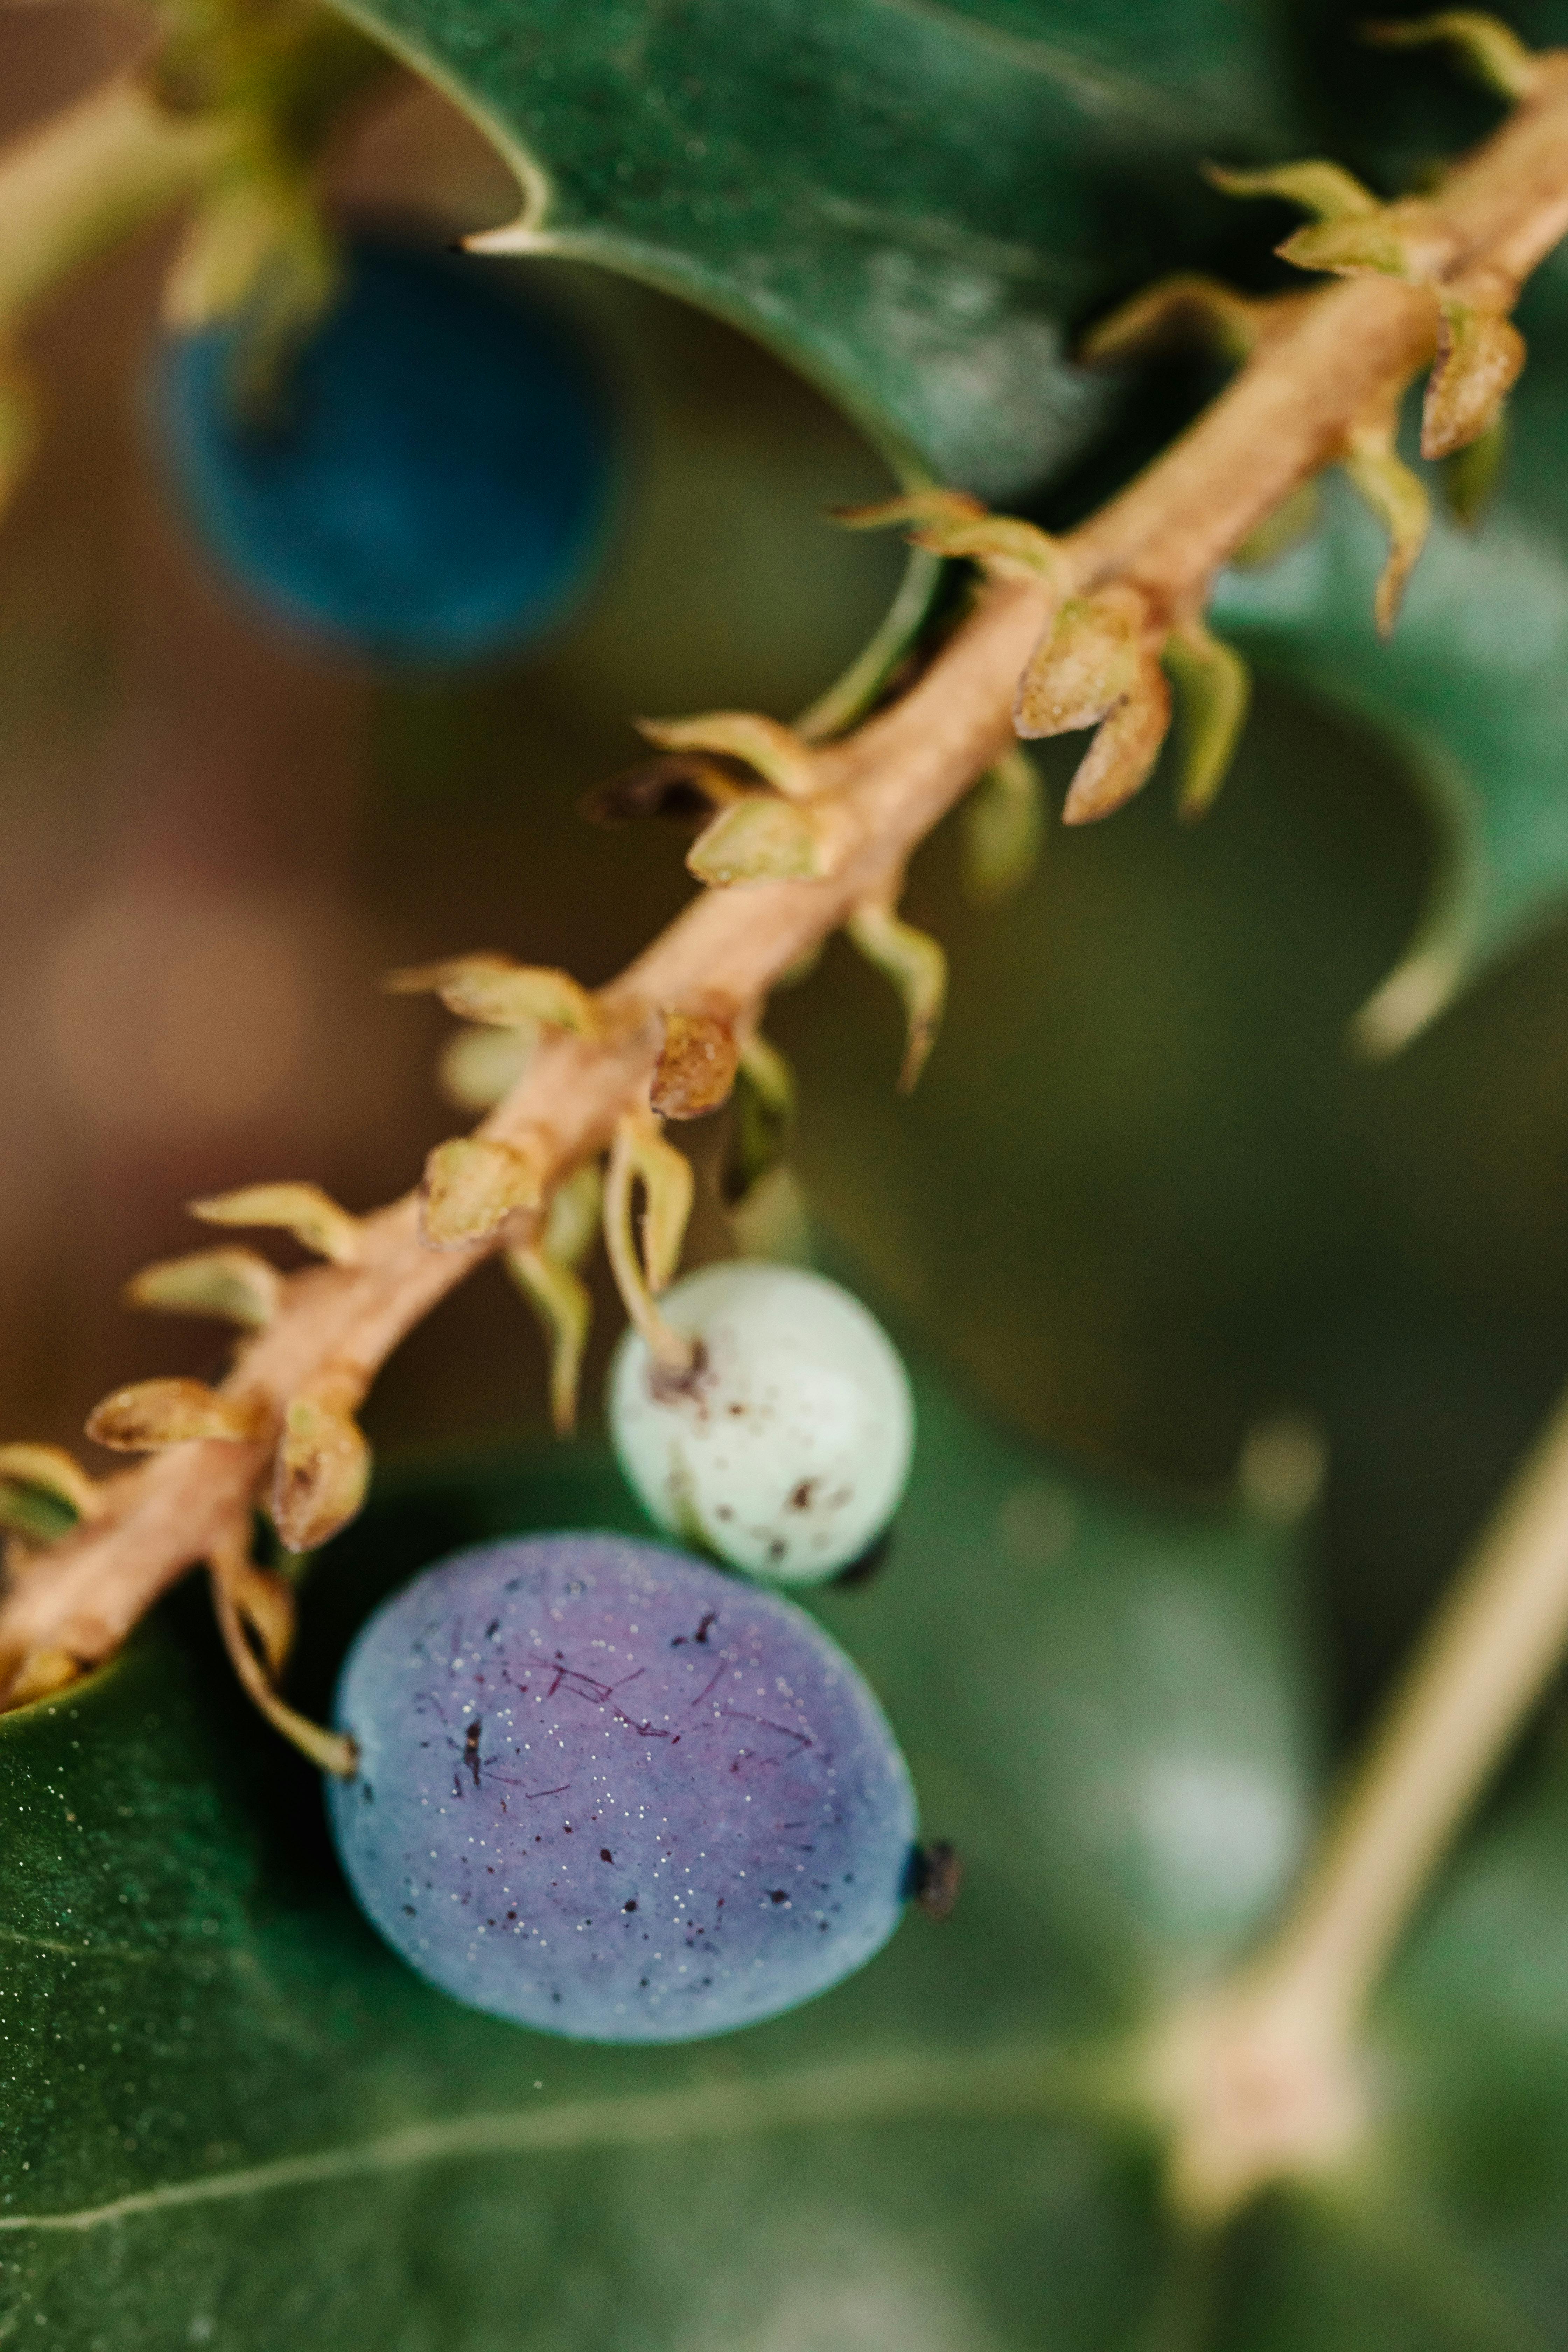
[327,0,1568,1041]
[1198,1750,1568,2352]
[335,0,1306,496]
[1362,1757,1568,2347]
[1213,366,1568,1055]
[0,1358,1312,2345]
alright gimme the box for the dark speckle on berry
[327,1531,917,2042]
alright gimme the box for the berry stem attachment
[208,1534,356,1777]
[603,1114,696,1379]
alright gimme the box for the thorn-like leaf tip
[1361,13,1543,101]
[845,901,948,1091]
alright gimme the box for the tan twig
[7,51,1568,1706]
[1155,1375,1568,2228]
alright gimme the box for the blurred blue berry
[150,242,616,663]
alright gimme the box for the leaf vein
[0,2042,1098,2233]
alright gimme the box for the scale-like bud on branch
[1341,407,1432,637]
[962,746,1045,904]
[687,794,830,886]
[638,712,818,801]
[603,1113,696,1377]
[419,1134,547,1249]
[1278,203,1442,281]
[1163,620,1253,820]
[388,954,599,1036]
[1016,585,1174,824]
[0,1443,102,1520]
[1214,112,1528,472]
[1210,158,1449,286]
[224,1554,296,1677]
[505,1162,604,1440]
[834,490,1057,579]
[0,1444,102,1544]
[437,1022,536,1112]
[634,1125,694,1295]
[1442,412,1507,527]
[1363,13,1544,102]
[272,1392,370,1553]
[1016,588,1141,735]
[651,1006,741,1120]
[833,489,985,535]
[1424,300,1526,457]
[1206,158,1380,223]
[124,1246,283,1329]
[208,1539,355,1776]
[1232,481,1322,569]
[845,899,948,1091]
[86,1378,266,1451]
[1080,274,1272,367]
[190,1182,363,1265]
[906,514,1059,579]
[724,1030,796,1208]
[1060,662,1173,825]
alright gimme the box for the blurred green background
[5,3,1568,1764]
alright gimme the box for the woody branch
[4,18,1568,1724]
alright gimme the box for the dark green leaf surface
[324,0,1568,1030]
[1190,1755,1568,2352]
[335,0,1306,497]
[0,1363,1312,2347]
[1214,369,1568,1052]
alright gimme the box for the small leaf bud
[845,901,948,1091]
[686,794,828,886]
[1422,300,1526,460]
[1014,588,1144,738]
[651,1007,741,1120]
[272,1393,371,1553]
[86,1378,266,1451]
[638,712,818,802]
[124,1246,283,1330]
[419,1135,547,1249]
[190,1182,363,1266]
[387,955,598,1036]
[1058,657,1173,826]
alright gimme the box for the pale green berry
[607,1263,915,1584]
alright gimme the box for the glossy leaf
[338,0,1307,496]
[1213,365,1568,1053]
[331,0,1568,1047]
[1203,1753,1568,2352]
[0,1358,1312,2345]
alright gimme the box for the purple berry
[326,1532,918,2041]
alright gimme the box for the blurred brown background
[10,5,1568,1732]
[0,1,904,1457]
